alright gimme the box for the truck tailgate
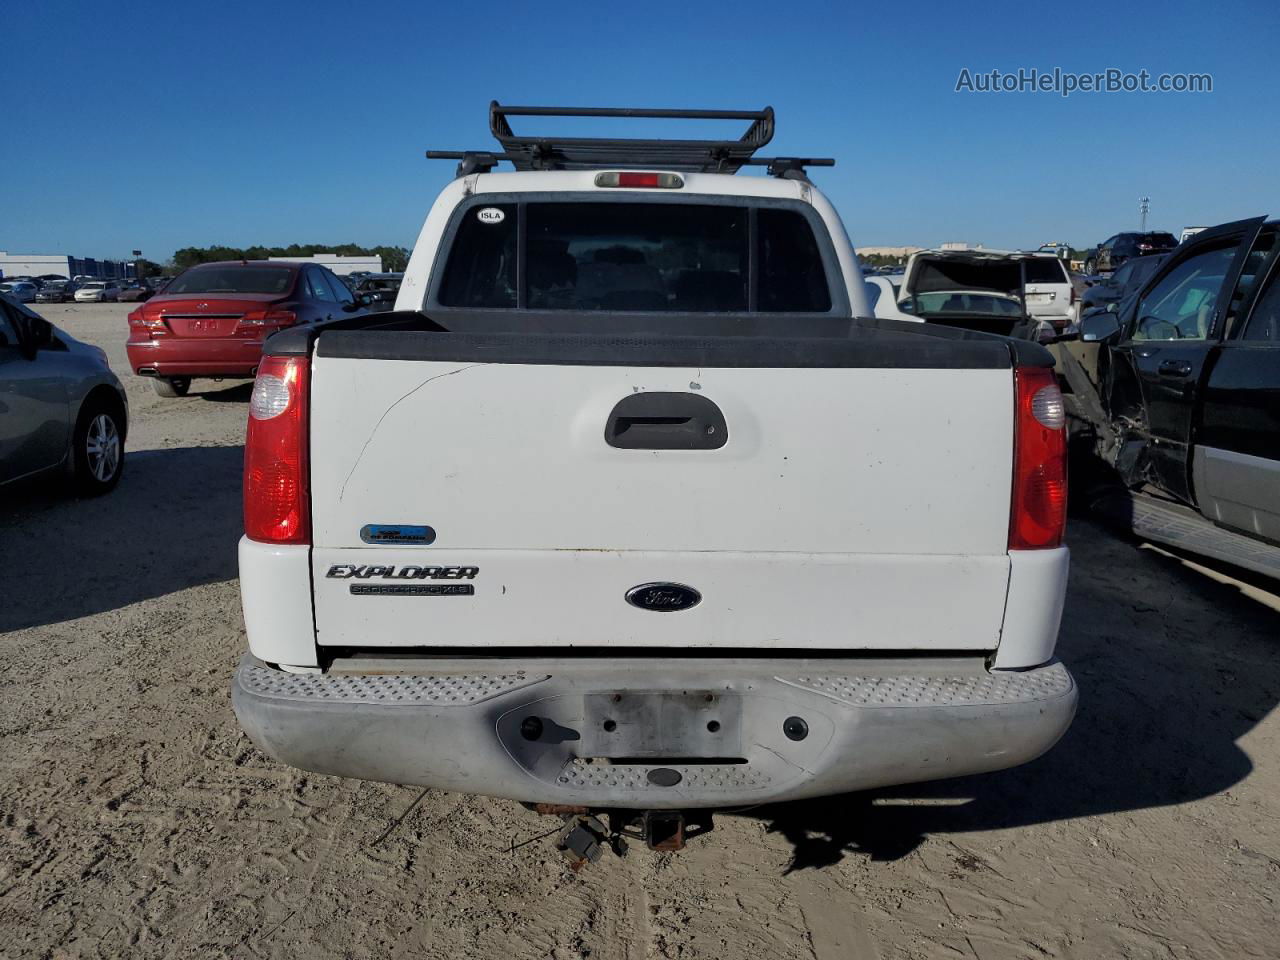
[307,332,1014,652]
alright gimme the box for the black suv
[1084,231,1177,275]
[350,272,403,313]
[1062,216,1280,577]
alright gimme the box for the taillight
[238,309,297,330]
[1009,366,1067,550]
[244,355,310,544]
[594,171,684,189]
[128,308,165,332]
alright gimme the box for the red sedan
[126,260,366,397]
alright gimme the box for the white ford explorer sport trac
[232,103,1075,855]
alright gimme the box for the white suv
[1022,253,1075,330]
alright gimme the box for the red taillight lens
[1009,366,1067,550]
[128,308,165,331]
[244,356,310,544]
[618,172,661,188]
[593,171,684,189]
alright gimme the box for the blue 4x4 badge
[359,524,436,545]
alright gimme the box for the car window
[1242,264,1280,342]
[863,280,881,310]
[438,202,518,308]
[1110,262,1134,288]
[1224,228,1276,336]
[0,304,20,347]
[306,268,335,302]
[1132,243,1237,341]
[1022,259,1067,284]
[167,266,295,295]
[524,202,748,312]
[324,270,354,304]
[1124,255,1165,294]
[757,209,831,312]
[438,201,839,314]
[914,292,1023,316]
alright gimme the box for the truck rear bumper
[232,654,1076,809]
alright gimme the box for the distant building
[0,252,127,280]
[267,254,382,276]
[859,246,925,258]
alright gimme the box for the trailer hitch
[536,807,714,870]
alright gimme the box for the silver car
[1,295,128,494]
[0,281,38,303]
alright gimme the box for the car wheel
[153,377,191,398]
[73,403,125,495]
[1084,258,1097,275]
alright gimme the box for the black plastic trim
[314,326,1022,371]
[269,309,1052,369]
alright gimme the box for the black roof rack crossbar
[742,157,836,181]
[427,103,835,179]
[425,150,516,177]
[489,102,773,173]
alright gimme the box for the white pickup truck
[232,105,1075,848]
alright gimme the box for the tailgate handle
[605,392,728,450]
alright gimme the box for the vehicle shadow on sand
[195,382,253,403]
[0,444,243,633]
[745,518,1280,872]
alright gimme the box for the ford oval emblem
[625,582,701,612]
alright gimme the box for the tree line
[166,244,410,273]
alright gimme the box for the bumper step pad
[779,662,1074,708]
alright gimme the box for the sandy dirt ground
[1,303,1277,960]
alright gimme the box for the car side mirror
[1081,311,1122,343]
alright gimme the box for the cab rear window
[436,201,833,313]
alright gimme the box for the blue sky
[3,0,1276,261]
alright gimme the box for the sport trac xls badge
[326,564,479,597]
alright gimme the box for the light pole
[1139,197,1150,232]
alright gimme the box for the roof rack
[426,102,834,180]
